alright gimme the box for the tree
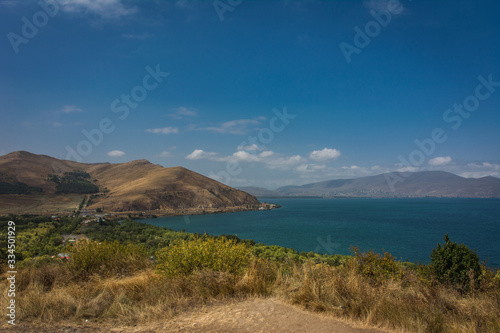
[430,234,481,291]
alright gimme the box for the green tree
[430,234,481,291]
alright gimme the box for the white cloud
[159,151,172,158]
[61,105,83,113]
[222,150,303,170]
[396,166,420,172]
[185,149,217,160]
[52,122,63,127]
[459,162,500,178]
[259,151,274,158]
[237,144,263,151]
[294,163,395,184]
[58,0,137,19]
[168,107,198,119]
[216,150,263,163]
[389,160,500,179]
[460,171,497,178]
[265,155,304,170]
[231,150,261,162]
[197,118,263,135]
[146,127,179,134]
[429,156,452,166]
[107,150,125,157]
[186,148,304,170]
[309,148,341,162]
[342,165,360,170]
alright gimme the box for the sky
[0,0,499,189]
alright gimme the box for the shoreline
[115,202,282,220]
[0,202,281,219]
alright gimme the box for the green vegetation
[0,215,80,266]
[253,243,349,266]
[48,170,99,194]
[1,214,499,332]
[352,245,410,280]
[0,180,42,194]
[83,219,193,255]
[156,237,253,277]
[431,234,482,292]
[66,239,148,279]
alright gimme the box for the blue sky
[1,0,499,189]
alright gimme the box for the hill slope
[271,171,500,198]
[0,151,259,214]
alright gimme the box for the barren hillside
[0,151,259,214]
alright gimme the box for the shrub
[156,237,252,277]
[430,234,481,291]
[66,239,148,278]
[252,244,300,262]
[352,247,405,281]
[17,255,60,269]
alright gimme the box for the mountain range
[0,151,259,215]
[1,151,499,216]
[239,171,500,198]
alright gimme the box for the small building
[51,253,70,259]
[62,234,87,244]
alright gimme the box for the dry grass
[2,257,499,332]
[2,265,253,325]
[272,260,500,333]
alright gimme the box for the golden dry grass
[2,257,499,332]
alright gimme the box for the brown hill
[0,151,259,215]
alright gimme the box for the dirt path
[2,298,391,333]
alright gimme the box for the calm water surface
[141,198,500,267]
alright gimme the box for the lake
[141,198,500,267]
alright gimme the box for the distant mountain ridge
[240,171,500,198]
[0,151,259,214]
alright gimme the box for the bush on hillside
[430,234,481,292]
[66,239,148,278]
[156,237,252,277]
[352,246,406,281]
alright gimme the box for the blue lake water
[141,198,500,267]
